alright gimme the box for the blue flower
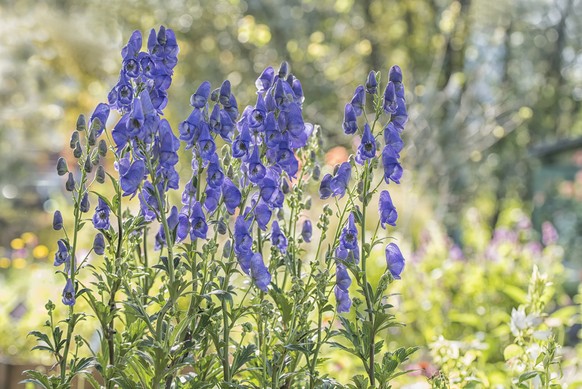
[356,123,376,164]
[249,94,267,129]
[331,162,351,198]
[182,178,197,205]
[158,119,180,169]
[336,263,351,291]
[204,186,221,213]
[301,220,312,243]
[219,80,231,107]
[189,201,208,240]
[383,122,404,154]
[92,197,111,230]
[117,157,145,196]
[190,81,211,109]
[179,109,202,147]
[121,30,142,64]
[342,104,358,135]
[196,124,216,161]
[385,243,405,279]
[93,233,105,255]
[234,215,253,257]
[334,286,351,313]
[139,181,159,222]
[248,146,266,183]
[389,65,403,83]
[62,279,76,306]
[258,168,281,205]
[339,213,358,250]
[383,81,397,114]
[319,174,333,199]
[271,221,288,254]
[177,213,190,242]
[209,104,222,134]
[53,210,63,230]
[233,122,252,160]
[254,198,272,231]
[350,85,365,116]
[80,192,90,213]
[379,190,398,228]
[222,177,241,214]
[256,66,275,92]
[365,71,378,94]
[90,103,110,138]
[207,154,224,188]
[381,146,403,184]
[54,239,70,267]
[250,253,271,292]
[292,78,304,104]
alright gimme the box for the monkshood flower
[62,278,76,306]
[382,147,403,184]
[190,81,211,109]
[356,123,376,164]
[335,286,351,313]
[54,239,70,266]
[340,213,358,251]
[154,206,180,250]
[250,253,271,292]
[301,220,312,243]
[350,85,365,116]
[93,233,105,255]
[342,104,358,135]
[189,201,208,240]
[92,198,111,230]
[234,216,253,273]
[139,181,160,221]
[116,157,146,196]
[65,172,75,192]
[365,71,378,94]
[222,177,242,214]
[89,103,110,138]
[383,82,397,114]
[386,243,405,280]
[335,263,351,292]
[253,197,272,231]
[379,190,398,228]
[271,221,288,254]
[319,162,351,199]
[53,210,63,230]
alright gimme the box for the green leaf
[231,344,257,375]
[519,371,539,383]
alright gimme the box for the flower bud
[91,151,100,166]
[305,197,312,210]
[223,240,232,258]
[312,165,321,181]
[53,210,63,230]
[70,131,79,149]
[210,88,220,102]
[98,139,108,157]
[96,165,106,184]
[65,173,75,191]
[56,157,68,176]
[278,61,289,79]
[87,127,96,146]
[80,192,90,213]
[73,142,82,158]
[93,233,105,255]
[84,157,92,173]
[76,115,86,132]
[281,179,290,194]
[217,220,227,235]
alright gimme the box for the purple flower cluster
[330,66,409,312]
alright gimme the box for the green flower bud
[96,165,105,184]
[98,140,108,157]
[76,115,86,132]
[70,131,79,149]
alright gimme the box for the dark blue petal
[386,243,405,279]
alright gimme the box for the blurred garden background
[1,0,582,387]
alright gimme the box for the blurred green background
[1,0,581,386]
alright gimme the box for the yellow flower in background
[33,245,49,259]
[0,257,10,268]
[10,238,24,250]
[12,258,27,269]
[21,232,37,244]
